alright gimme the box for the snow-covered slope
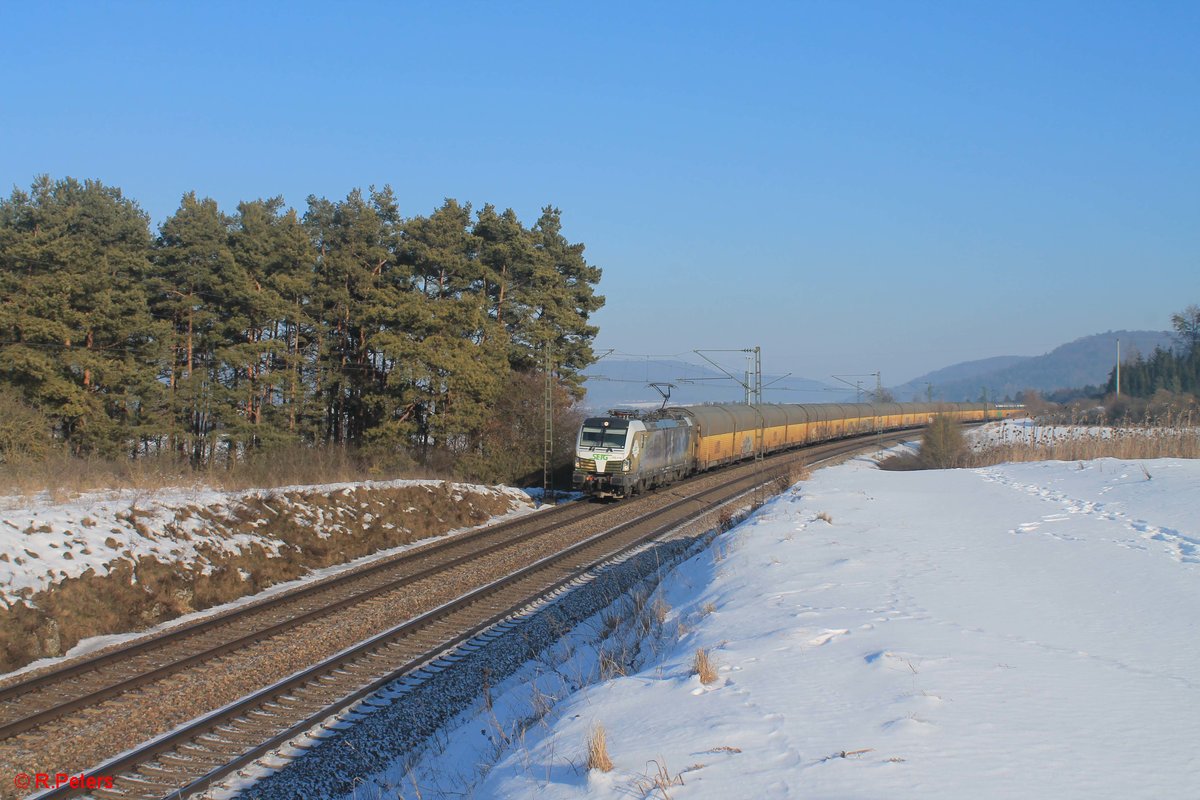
[0,480,529,608]
[0,480,534,673]
[383,450,1200,798]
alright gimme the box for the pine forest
[0,176,604,484]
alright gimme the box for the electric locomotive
[572,410,695,499]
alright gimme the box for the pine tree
[304,187,406,447]
[154,192,245,464]
[0,176,166,456]
[529,206,604,397]
[228,198,304,449]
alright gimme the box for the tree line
[1105,305,1200,400]
[0,176,603,481]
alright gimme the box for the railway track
[9,431,913,800]
[0,501,596,740]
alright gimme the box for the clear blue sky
[2,2,1196,385]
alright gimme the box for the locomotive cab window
[580,418,629,449]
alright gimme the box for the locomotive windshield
[579,418,629,449]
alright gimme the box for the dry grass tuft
[599,649,628,680]
[634,757,684,799]
[651,597,670,626]
[815,511,833,524]
[587,723,614,772]
[692,647,718,684]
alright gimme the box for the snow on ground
[373,449,1200,799]
[0,480,539,681]
[0,479,532,610]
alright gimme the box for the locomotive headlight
[622,458,631,470]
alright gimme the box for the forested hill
[891,330,1174,401]
[0,176,602,482]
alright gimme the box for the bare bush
[878,414,966,471]
[920,414,967,468]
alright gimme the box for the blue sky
[2,2,1196,386]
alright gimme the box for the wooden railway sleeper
[124,780,197,799]
[136,763,195,779]
[198,732,258,748]
[92,777,159,796]
[89,788,132,800]
[315,673,347,685]
[157,751,218,766]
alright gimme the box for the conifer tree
[529,205,604,397]
[228,198,305,448]
[0,176,165,455]
[304,187,406,446]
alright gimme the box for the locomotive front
[572,415,642,498]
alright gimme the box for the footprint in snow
[882,716,937,735]
[806,629,849,647]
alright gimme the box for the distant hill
[580,358,842,411]
[891,330,1175,401]
[582,331,1176,410]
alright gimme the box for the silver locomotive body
[572,412,696,498]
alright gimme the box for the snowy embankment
[0,480,534,675]
[371,450,1199,799]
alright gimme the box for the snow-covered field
[364,447,1200,799]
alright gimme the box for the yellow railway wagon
[674,402,1012,472]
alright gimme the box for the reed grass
[970,420,1200,465]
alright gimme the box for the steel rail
[29,431,911,800]
[0,501,595,740]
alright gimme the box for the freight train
[572,402,1020,499]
